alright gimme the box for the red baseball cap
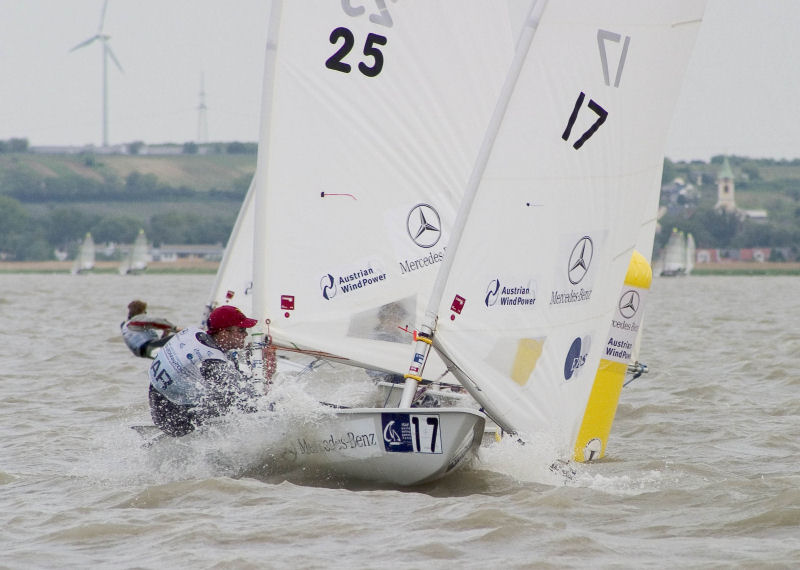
[206,305,257,334]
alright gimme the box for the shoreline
[2,260,799,275]
[0,260,220,274]
[689,262,800,276]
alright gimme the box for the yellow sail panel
[574,250,652,462]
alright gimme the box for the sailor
[366,302,410,386]
[121,300,179,359]
[148,305,277,437]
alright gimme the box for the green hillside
[0,151,256,193]
[2,148,799,262]
[0,148,257,260]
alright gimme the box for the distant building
[660,177,699,217]
[715,156,737,212]
[714,156,768,221]
[695,247,794,263]
[150,244,223,262]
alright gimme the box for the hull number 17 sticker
[382,413,442,454]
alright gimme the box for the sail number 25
[326,27,387,77]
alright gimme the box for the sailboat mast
[252,0,284,328]
[398,0,549,408]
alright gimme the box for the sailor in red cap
[148,305,276,436]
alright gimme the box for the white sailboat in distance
[119,229,149,275]
[71,232,95,275]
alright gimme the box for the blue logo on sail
[564,336,589,381]
[320,274,336,300]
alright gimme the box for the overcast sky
[1,1,798,162]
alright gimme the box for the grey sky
[1,0,798,161]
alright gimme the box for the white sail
[252,2,516,377]
[120,229,149,275]
[72,232,95,274]
[419,1,706,450]
[685,232,696,274]
[661,228,687,275]
[203,176,257,323]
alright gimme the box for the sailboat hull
[284,408,485,486]
[138,407,485,486]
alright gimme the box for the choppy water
[1,273,798,568]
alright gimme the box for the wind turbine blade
[98,0,110,33]
[106,44,124,73]
[69,35,99,52]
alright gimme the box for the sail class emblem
[383,421,402,446]
[567,236,594,285]
[406,203,441,248]
[618,290,640,319]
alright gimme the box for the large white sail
[422,1,706,449]
[251,2,516,377]
[204,176,257,322]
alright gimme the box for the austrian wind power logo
[320,274,336,300]
[485,279,500,307]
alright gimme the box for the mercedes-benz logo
[406,203,441,248]
[320,273,336,300]
[567,236,593,285]
[618,289,640,319]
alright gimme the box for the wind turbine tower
[197,74,209,143]
[70,0,123,148]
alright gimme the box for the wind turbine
[70,0,123,148]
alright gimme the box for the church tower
[715,156,736,212]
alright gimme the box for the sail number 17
[562,92,608,150]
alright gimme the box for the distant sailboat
[119,229,149,275]
[660,228,693,276]
[71,233,95,275]
[685,232,696,274]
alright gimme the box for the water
[1,273,798,568]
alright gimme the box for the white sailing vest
[120,317,160,354]
[148,328,229,406]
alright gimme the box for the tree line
[0,143,251,260]
[0,195,238,261]
[2,144,799,261]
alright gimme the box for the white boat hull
[135,407,485,486]
[282,407,485,486]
